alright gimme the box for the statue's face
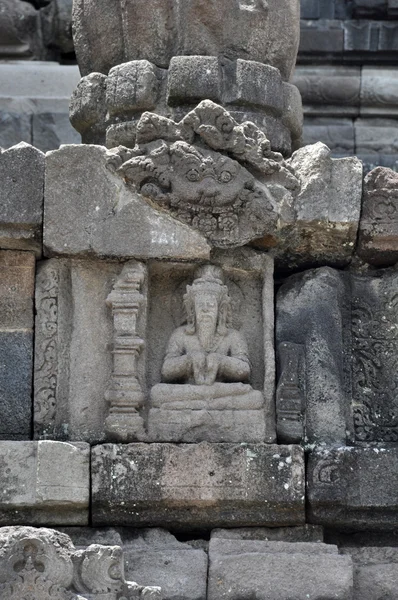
[194,291,219,331]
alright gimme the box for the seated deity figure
[150,265,264,409]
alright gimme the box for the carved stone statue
[150,265,264,409]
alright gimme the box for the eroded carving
[108,100,299,247]
[352,284,398,444]
[276,342,305,444]
[105,261,147,442]
[151,265,264,409]
[34,265,59,438]
[0,527,161,600]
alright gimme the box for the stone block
[277,266,398,446]
[355,118,398,156]
[34,259,122,442]
[211,525,324,543]
[231,61,283,115]
[0,142,44,255]
[0,251,35,440]
[44,145,210,260]
[284,142,362,267]
[0,441,89,525]
[91,443,305,528]
[341,547,398,600]
[299,22,344,54]
[69,72,108,141]
[167,56,221,106]
[361,68,398,116]
[107,61,160,116]
[294,66,361,117]
[32,112,80,152]
[308,447,398,529]
[208,538,353,600]
[122,529,208,600]
[0,62,80,115]
[357,167,398,266]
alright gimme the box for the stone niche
[276,265,398,447]
[34,249,275,444]
[146,252,275,443]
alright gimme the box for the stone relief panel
[0,526,161,600]
[146,251,275,442]
[276,265,398,447]
[107,100,300,249]
[34,251,274,444]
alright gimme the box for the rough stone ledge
[91,443,305,529]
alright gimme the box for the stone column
[105,260,147,441]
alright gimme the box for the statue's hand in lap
[191,351,207,385]
[205,353,222,386]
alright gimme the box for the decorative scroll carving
[351,286,398,444]
[105,261,147,441]
[276,342,305,444]
[0,527,162,600]
[34,265,59,438]
[107,100,299,248]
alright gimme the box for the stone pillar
[105,260,147,441]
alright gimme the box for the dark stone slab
[308,447,398,529]
[0,331,32,440]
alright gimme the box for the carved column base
[105,412,147,442]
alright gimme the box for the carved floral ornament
[107,100,300,247]
[0,527,161,600]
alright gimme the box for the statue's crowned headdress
[184,265,231,334]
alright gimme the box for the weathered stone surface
[122,529,208,600]
[44,144,210,260]
[147,254,275,443]
[0,0,41,59]
[0,441,89,525]
[0,526,162,600]
[0,143,44,254]
[106,60,160,116]
[71,59,302,155]
[0,251,35,440]
[108,101,299,249]
[73,0,300,81]
[34,259,124,442]
[357,167,398,266]
[282,142,362,267]
[211,525,324,543]
[91,443,305,528]
[294,66,361,118]
[361,67,398,116]
[308,447,398,529]
[208,538,353,600]
[301,117,355,155]
[167,56,221,106]
[341,546,398,600]
[277,265,398,446]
